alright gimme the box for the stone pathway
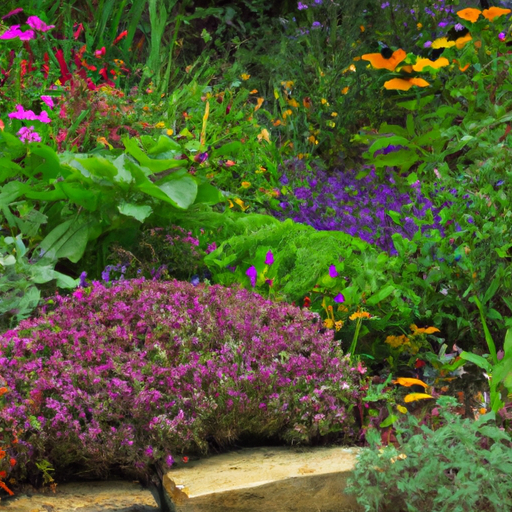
[1,480,159,512]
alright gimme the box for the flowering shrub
[0,279,365,482]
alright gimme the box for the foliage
[0,279,365,482]
[345,396,512,512]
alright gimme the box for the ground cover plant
[1,0,512,507]
[0,278,365,484]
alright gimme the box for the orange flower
[349,311,371,321]
[453,59,470,72]
[302,97,312,109]
[341,86,349,95]
[9,458,16,467]
[412,57,449,71]
[482,7,511,21]
[393,377,429,389]
[0,386,8,397]
[361,49,406,71]
[457,7,481,22]
[0,449,5,460]
[410,324,440,335]
[383,77,430,91]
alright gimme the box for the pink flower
[26,16,55,32]
[17,126,42,143]
[0,25,35,40]
[8,105,51,123]
[41,95,55,109]
[95,47,106,58]
[2,8,23,20]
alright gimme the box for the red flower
[415,359,426,369]
[182,456,189,463]
[113,30,128,45]
[303,297,311,308]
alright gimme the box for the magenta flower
[26,16,55,32]
[246,266,257,287]
[2,8,23,20]
[17,126,42,143]
[8,105,51,123]
[264,250,274,265]
[0,25,35,40]
[499,32,506,42]
[334,294,345,304]
[329,265,338,278]
[41,95,55,109]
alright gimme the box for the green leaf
[194,182,223,205]
[483,278,500,305]
[366,285,395,306]
[406,114,415,138]
[124,137,184,173]
[213,141,242,156]
[118,202,153,222]
[158,175,198,209]
[27,144,62,180]
[74,156,118,181]
[379,415,398,428]
[39,217,90,263]
[373,150,419,170]
[459,351,492,372]
[146,135,181,155]
[57,182,100,211]
[368,136,410,157]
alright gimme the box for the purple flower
[438,21,448,28]
[499,32,506,42]
[26,16,55,32]
[334,294,345,304]
[190,275,200,287]
[381,2,390,8]
[264,251,274,266]
[145,446,153,458]
[329,265,338,279]
[194,152,208,164]
[312,21,322,29]
[165,454,174,466]
[79,272,89,288]
[246,266,257,287]
[17,126,42,143]
[455,23,465,32]
[424,40,432,48]
[298,2,308,9]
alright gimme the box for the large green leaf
[368,136,411,157]
[57,182,100,211]
[27,144,62,180]
[124,137,184,173]
[460,351,492,373]
[194,182,223,205]
[159,175,198,209]
[118,202,153,222]
[366,285,395,306]
[39,217,91,263]
[75,155,118,181]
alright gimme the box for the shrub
[345,397,512,512]
[0,278,365,483]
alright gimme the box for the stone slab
[1,480,158,512]
[163,446,362,512]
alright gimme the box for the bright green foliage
[346,397,512,512]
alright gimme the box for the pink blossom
[0,24,35,40]
[17,126,41,143]
[26,16,55,32]
[41,95,55,109]
[2,8,23,20]
[8,105,51,123]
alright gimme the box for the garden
[0,0,512,510]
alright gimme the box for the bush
[345,397,512,512]
[0,278,365,483]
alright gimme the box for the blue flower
[79,271,89,288]
[191,275,200,286]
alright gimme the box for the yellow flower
[308,135,318,145]
[282,109,293,119]
[241,181,251,188]
[327,121,336,128]
[281,80,294,89]
[412,57,449,72]
[331,112,338,117]
[397,405,408,414]
[167,129,174,136]
[257,128,270,143]
[234,197,250,211]
[254,97,265,112]
[255,166,267,173]
[324,319,334,329]
[241,73,250,80]
[409,324,440,335]
[335,320,344,331]
[385,334,409,348]
[349,311,371,321]
[417,23,422,29]
[155,122,165,128]
[287,98,299,108]
[360,25,365,32]
[321,98,329,105]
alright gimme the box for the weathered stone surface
[163,446,362,512]
[2,480,158,512]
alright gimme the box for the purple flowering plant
[0,279,365,482]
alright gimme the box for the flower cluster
[274,164,441,254]
[0,279,364,481]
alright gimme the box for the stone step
[2,480,159,512]
[163,446,362,512]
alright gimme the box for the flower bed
[0,279,365,482]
